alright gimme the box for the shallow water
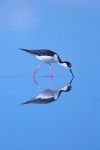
[0,71,100,150]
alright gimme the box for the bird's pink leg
[49,65,53,78]
[33,62,43,77]
[49,75,53,89]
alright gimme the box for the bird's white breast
[35,54,59,64]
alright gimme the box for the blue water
[0,65,100,150]
[0,1,100,150]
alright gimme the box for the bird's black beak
[70,69,74,77]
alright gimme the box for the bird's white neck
[58,62,68,68]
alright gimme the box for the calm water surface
[0,71,100,150]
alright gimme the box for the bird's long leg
[49,65,53,78]
[49,76,53,89]
[33,62,43,77]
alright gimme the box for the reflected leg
[49,65,53,78]
[49,76,53,89]
[33,76,43,90]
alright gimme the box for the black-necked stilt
[21,77,73,105]
[20,48,74,77]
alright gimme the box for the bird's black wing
[36,49,57,57]
[20,48,57,57]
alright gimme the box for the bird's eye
[68,63,71,68]
[69,64,72,68]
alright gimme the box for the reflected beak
[70,69,74,77]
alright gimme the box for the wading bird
[20,48,74,78]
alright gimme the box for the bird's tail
[19,48,30,53]
[19,48,35,55]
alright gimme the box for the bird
[20,48,74,78]
[21,77,73,105]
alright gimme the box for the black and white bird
[21,77,73,105]
[20,48,74,77]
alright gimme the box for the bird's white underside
[59,85,70,91]
[35,54,59,64]
[36,90,58,100]
[35,85,70,100]
[35,54,68,68]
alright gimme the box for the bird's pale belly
[35,55,59,64]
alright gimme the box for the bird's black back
[20,48,57,57]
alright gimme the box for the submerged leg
[33,62,43,77]
[49,65,53,78]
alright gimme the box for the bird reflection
[21,77,74,105]
[33,75,53,90]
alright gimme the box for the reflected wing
[21,97,55,105]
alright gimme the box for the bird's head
[61,61,74,77]
[62,61,72,69]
